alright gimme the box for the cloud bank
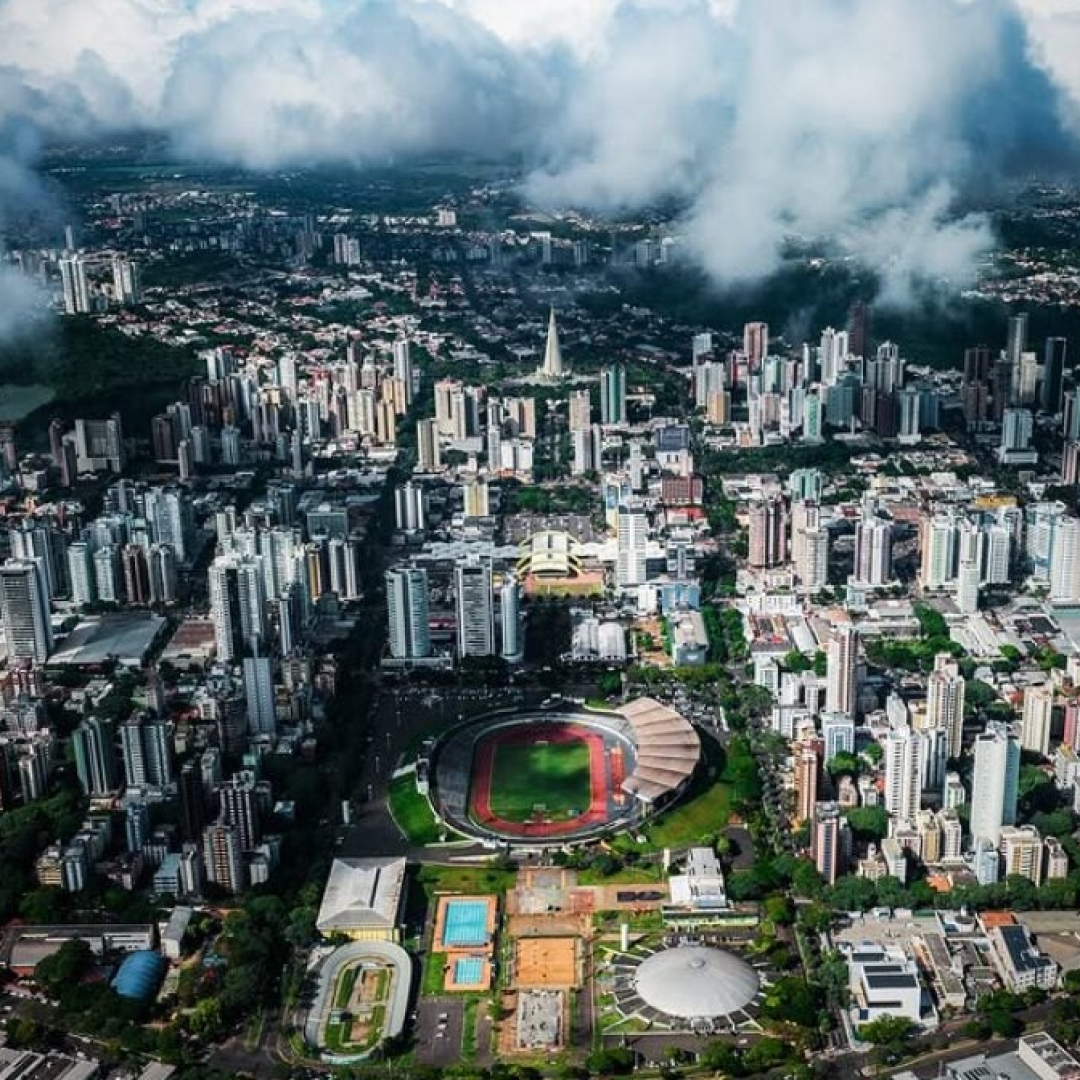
[0,0,1078,323]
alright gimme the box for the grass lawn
[334,966,359,1010]
[416,864,515,899]
[487,738,592,822]
[576,864,665,886]
[388,772,445,845]
[642,777,733,849]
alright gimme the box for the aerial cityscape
[4,3,1080,1080]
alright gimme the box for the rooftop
[315,856,407,935]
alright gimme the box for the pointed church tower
[540,307,564,379]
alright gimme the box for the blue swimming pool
[441,899,491,948]
[453,956,484,985]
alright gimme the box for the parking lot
[415,997,464,1067]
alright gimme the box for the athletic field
[488,737,592,822]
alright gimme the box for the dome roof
[633,945,759,1020]
[112,950,166,1000]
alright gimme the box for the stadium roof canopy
[633,945,759,1019]
[617,697,701,804]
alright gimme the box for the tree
[825,752,860,777]
[35,938,94,997]
[859,1015,916,1047]
[845,805,889,842]
[587,1047,634,1075]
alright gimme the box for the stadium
[430,698,701,845]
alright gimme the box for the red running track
[469,723,611,839]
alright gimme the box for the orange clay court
[513,936,580,988]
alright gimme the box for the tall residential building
[243,654,277,736]
[1021,685,1054,758]
[500,576,524,663]
[74,415,124,474]
[463,477,490,519]
[392,340,413,408]
[456,559,495,658]
[179,761,206,844]
[825,625,858,717]
[812,802,847,885]
[539,307,564,379]
[394,483,426,533]
[854,516,893,586]
[208,554,268,663]
[72,718,118,796]
[0,560,53,663]
[747,496,789,569]
[119,714,174,788]
[884,724,923,827]
[927,654,966,760]
[202,823,246,895]
[568,389,592,433]
[793,744,818,825]
[970,721,1021,849]
[59,254,92,314]
[920,513,959,591]
[416,418,441,471]
[111,255,140,305]
[1042,337,1067,414]
[385,567,431,660]
[220,775,260,851]
[1050,517,1080,603]
[600,365,627,425]
[795,523,829,591]
[1000,825,1044,885]
[616,506,648,588]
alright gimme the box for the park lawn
[417,864,516,899]
[388,772,445,845]
[641,777,734,849]
[488,739,592,822]
[576,864,665,886]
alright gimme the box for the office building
[0,560,53,663]
[1042,337,1067,414]
[600,365,627,425]
[500,576,524,663]
[616,505,648,588]
[385,567,431,660]
[455,559,495,658]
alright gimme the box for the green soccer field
[487,738,593,822]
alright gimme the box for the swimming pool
[441,899,491,949]
[453,956,484,986]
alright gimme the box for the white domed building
[606,943,766,1033]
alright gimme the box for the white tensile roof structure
[617,697,701,804]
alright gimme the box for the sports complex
[430,698,701,844]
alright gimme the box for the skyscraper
[209,554,268,662]
[243,654,277,736]
[119,714,174,788]
[455,559,495,658]
[616,505,648,588]
[747,496,789,569]
[854,515,893,585]
[0,560,53,663]
[1021,685,1054,757]
[970,721,1020,848]
[72,718,118,796]
[499,575,524,663]
[884,724,923,827]
[927,654,966,760]
[1042,337,1067,414]
[568,389,592,432]
[385,567,431,660]
[392,339,413,408]
[600,365,627,425]
[825,625,858,717]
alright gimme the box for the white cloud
[0,0,1076,326]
